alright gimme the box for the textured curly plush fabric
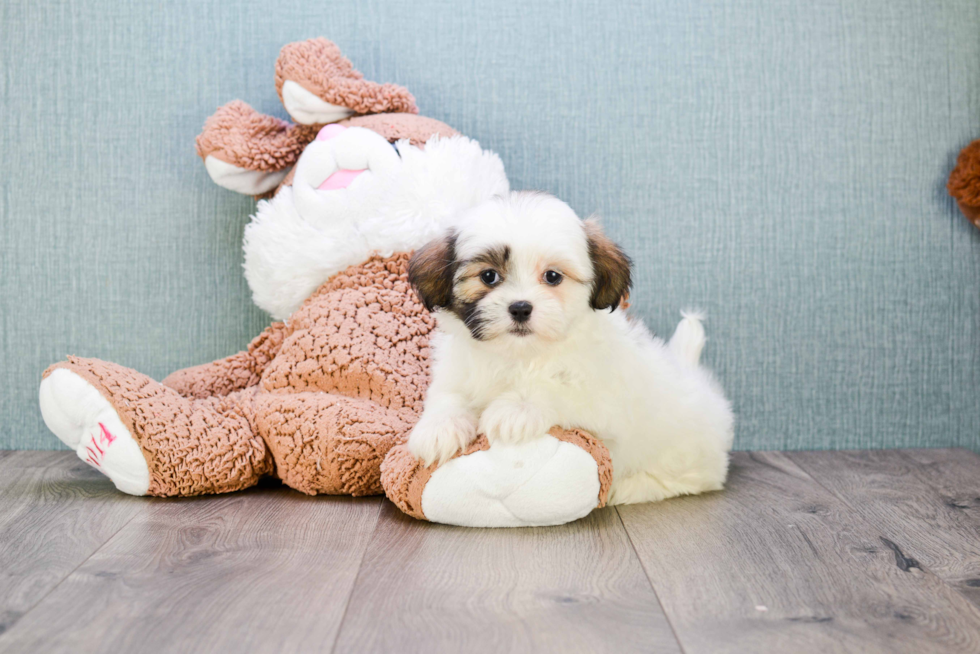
[163,321,289,399]
[381,427,614,521]
[261,253,434,410]
[948,138,980,227]
[42,357,275,497]
[274,38,417,117]
[194,100,319,172]
[43,253,432,497]
[338,114,458,147]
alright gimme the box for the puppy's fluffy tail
[668,310,706,365]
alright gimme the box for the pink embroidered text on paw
[83,423,116,468]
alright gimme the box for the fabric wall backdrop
[2,0,978,451]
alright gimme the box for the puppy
[407,191,734,505]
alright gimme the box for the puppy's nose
[508,301,533,323]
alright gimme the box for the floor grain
[790,449,980,609]
[0,483,382,654]
[333,502,678,654]
[0,452,145,638]
[3,449,980,653]
[617,451,980,654]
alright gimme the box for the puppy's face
[409,192,631,346]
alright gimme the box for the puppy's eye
[544,270,563,286]
[480,269,501,286]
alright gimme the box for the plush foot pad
[204,155,288,196]
[39,368,150,495]
[382,427,612,528]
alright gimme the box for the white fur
[409,192,735,505]
[244,130,510,319]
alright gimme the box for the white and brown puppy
[407,191,734,505]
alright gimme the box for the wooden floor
[1,449,980,653]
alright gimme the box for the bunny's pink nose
[316,124,347,141]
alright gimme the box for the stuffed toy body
[39,39,615,527]
[949,139,980,228]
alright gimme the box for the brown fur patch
[467,245,511,272]
[454,245,510,302]
[408,233,458,311]
[448,245,511,340]
[584,219,632,310]
[454,275,493,305]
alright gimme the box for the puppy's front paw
[408,413,478,467]
[479,398,552,446]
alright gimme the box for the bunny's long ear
[198,39,420,197]
[195,100,317,197]
[275,38,417,126]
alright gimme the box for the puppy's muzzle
[508,301,533,323]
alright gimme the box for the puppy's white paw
[408,412,478,466]
[479,398,552,446]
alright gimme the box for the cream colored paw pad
[421,434,601,528]
[39,369,150,495]
[204,155,288,196]
[281,80,355,125]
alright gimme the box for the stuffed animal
[38,38,613,527]
[949,138,980,228]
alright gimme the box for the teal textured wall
[2,0,979,450]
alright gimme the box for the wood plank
[0,452,145,638]
[333,503,679,654]
[618,451,980,654]
[790,449,980,607]
[0,451,77,478]
[0,485,382,654]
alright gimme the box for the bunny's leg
[252,390,417,496]
[39,357,272,496]
[162,321,288,400]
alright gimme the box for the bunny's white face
[243,125,510,320]
[291,125,403,228]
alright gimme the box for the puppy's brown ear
[584,219,632,311]
[409,232,458,311]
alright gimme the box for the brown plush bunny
[949,139,980,228]
[195,38,452,197]
[39,38,614,528]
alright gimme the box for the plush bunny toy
[38,39,613,527]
